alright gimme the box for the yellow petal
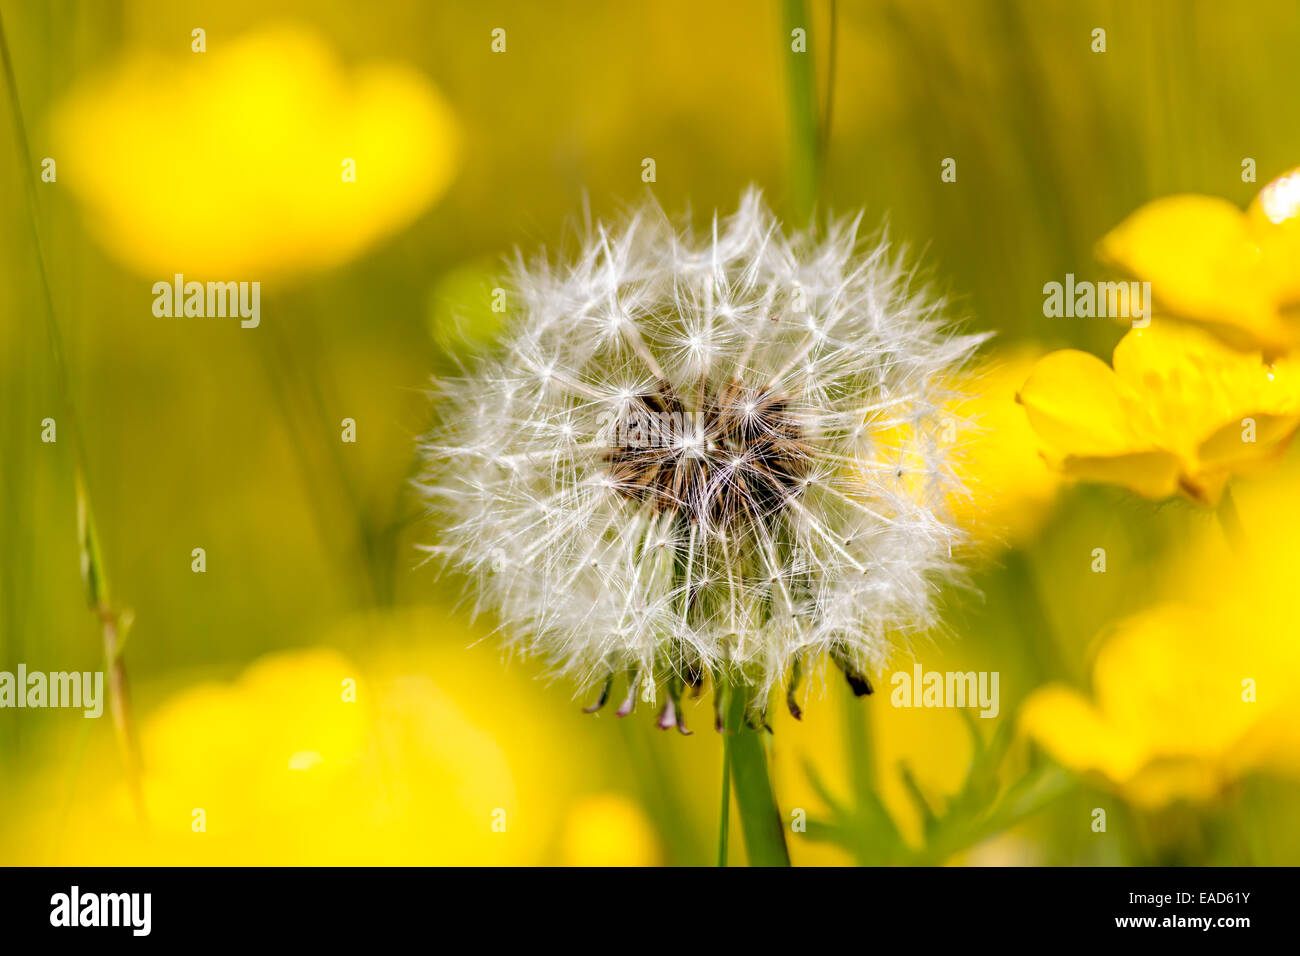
[1017,349,1181,497]
[1020,686,1148,782]
[1197,414,1298,472]
[1248,166,1300,303]
[1098,195,1285,348]
[1017,349,1148,456]
[1112,324,1300,478]
[1020,603,1270,808]
[1091,607,1247,755]
[1055,450,1184,500]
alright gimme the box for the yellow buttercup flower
[1021,605,1272,808]
[0,610,581,865]
[1097,166,1300,353]
[1020,466,1300,807]
[51,24,459,277]
[1017,322,1300,504]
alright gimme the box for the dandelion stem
[723,683,791,866]
[718,706,732,866]
[0,13,145,820]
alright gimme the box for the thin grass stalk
[819,0,838,185]
[0,13,145,820]
[782,0,822,224]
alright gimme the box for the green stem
[782,0,822,224]
[718,714,732,866]
[723,686,791,866]
[0,13,144,819]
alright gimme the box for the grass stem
[1,12,145,821]
[782,0,823,224]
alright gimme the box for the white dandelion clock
[418,189,984,732]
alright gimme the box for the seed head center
[605,381,811,527]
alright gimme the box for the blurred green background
[2,0,1299,865]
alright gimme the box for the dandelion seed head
[419,189,984,719]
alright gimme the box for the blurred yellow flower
[1097,166,1300,353]
[869,348,1062,551]
[1022,596,1300,807]
[1020,464,1300,808]
[1,610,583,865]
[560,793,661,866]
[946,349,1062,547]
[1017,322,1300,504]
[51,24,459,277]
[1022,606,1271,807]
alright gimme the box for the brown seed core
[605,381,811,527]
